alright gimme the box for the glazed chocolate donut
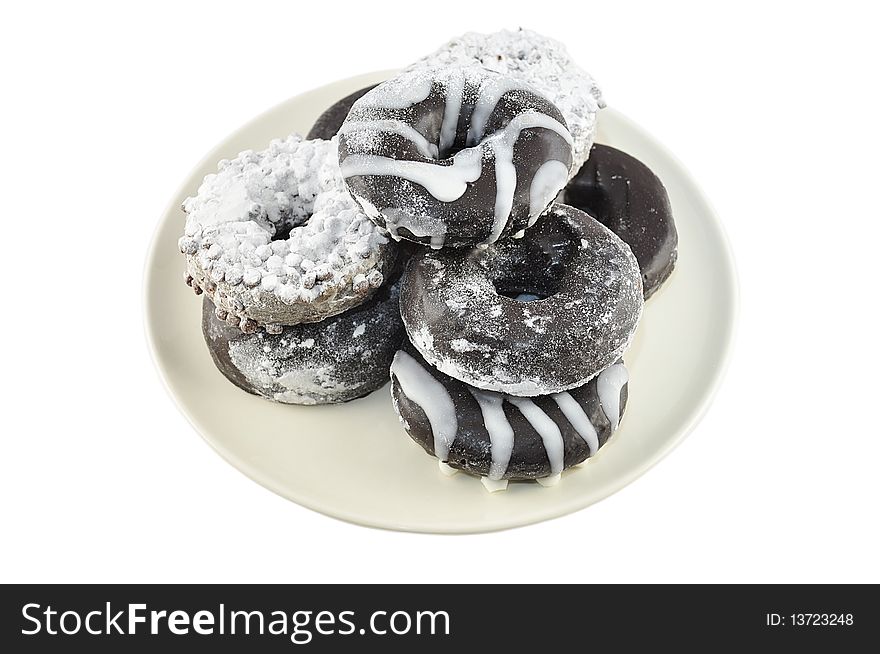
[338,66,574,248]
[307,85,377,141]
[180,135,395,333]
[564,144,678,298]
[391,342,629,489]
[409,28,603,175]
[201,281,405,404]
[400,204,643,396]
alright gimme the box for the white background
[2,1,878,583]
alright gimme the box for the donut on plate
[564,144,678,298]
[409,28,603,175]
[400,203,643,396]
[307,84,378,141]
[338,66,573,248]
[201,280,405,404]
[180,135,396,333]
[391,342,629,490]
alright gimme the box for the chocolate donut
[338,66,574,248]
[564,144,678,298]
[391,342,629,489]
[201,281,405,404]
[180,135,395,333]
[400,204,643,396]
[307,85,377,141]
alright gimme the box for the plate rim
[143,71,739,534]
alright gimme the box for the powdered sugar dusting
[203,282,405,405]
[180,135,392,330]
[399,205,643,396]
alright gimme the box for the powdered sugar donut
[400,204,643,396]
[180,135,395,333]
[201,280,405,404]
[391,342,628,489]
[338,66,573,248]
[409,28,603,175]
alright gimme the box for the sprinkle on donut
[180,135,395,331]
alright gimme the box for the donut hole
[489,228,575,302]
[271,221,295,241]
[269,213,313,242]
[434,129,468,161]
[491,265,565,303]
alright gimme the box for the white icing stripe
[481,477,508,492]
[480,112,572,245]
[381,208,446,249]
[439,72,464,157]
[536,473,561,487]
[551,392,599,455]
[507,397,565,475]
[486,148,516,246]
[438,461,459,477]
[341,111,570,245]
[339,120,439,159]
[391,351,458,460]
[468,388,515,481]
[340,148,483,202]
[597,363,629,431]
[359,77,433,109]
[529,160,570,218]
[466,76,530,146]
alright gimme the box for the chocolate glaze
[306,84,378,141]
[400,204,643,395]
[201,282,405,404]
[311,92,677,295]
[338,68,573,248]
[391,342,627,480]
[564,144,678,298]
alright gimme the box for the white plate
[144,70,737,534]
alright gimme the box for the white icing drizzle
[468,388,515,481]
[343,72,571,246]
[439,71,464,157]
[438,461,459,477]
[529,160,569,217]
[339,120,439,159]
[391,351,458,460]
[340,148,483,202]
[382,208,447,249]
[481,477,509,492]
[551,392,599,454]
[466,75,531,146]
[536,473,561,487]
[408,28,604,175]
[360,76,433,109]
[480,112,572,245]
[506,397,564,475]
[597,363,629,431]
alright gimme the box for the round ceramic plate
[145,70,737,533]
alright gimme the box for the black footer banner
[1,584,876,651]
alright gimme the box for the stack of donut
[179,29,678,490]
[180,135,406,405]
